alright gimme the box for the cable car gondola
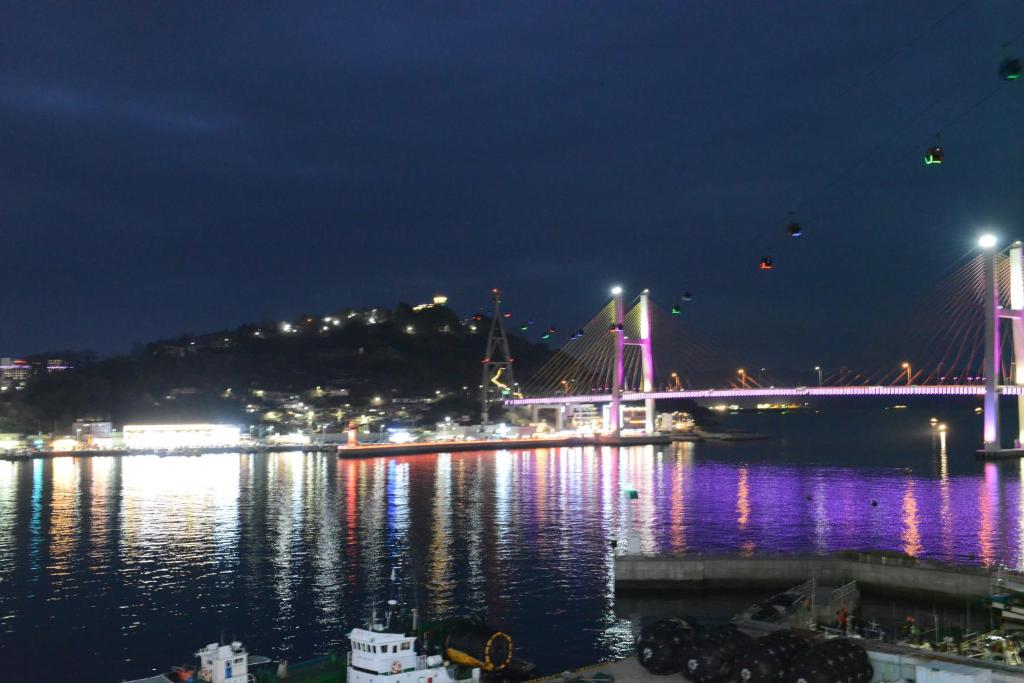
[787,222,803,238]
[671,305,681,315]
[1000,57,1022,81]
[759,257,774,271]
[682,291,692,301]
[924,145,944,165]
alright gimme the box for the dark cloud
[2,1,1024,369]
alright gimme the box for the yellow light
[50,438,77,452]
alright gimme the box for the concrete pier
[615,552,1014,601]
[535,645,1024,683]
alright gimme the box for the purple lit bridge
[503,238,1024,453]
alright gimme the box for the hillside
[2,303,550,432]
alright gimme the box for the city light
[978,233,998,249]
[122,424,241,450]
[610,286,622,295]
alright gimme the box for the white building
[122,424,240,450]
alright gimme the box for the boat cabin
[349,627,419,676]
[196,642,250,683]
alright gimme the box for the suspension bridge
[490,236,1024,455]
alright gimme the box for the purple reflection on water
[603,447,1022,567]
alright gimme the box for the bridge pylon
[610,287,624,434]
[983,238,1024,451]
[608,287,656,435]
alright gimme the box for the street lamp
[978,233,998,249]
[738,368,746,388]
[814,366,822,387]
[901,362,911,385]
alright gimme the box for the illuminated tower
[984,237,1024,450]
[609,287,656,435]
[480,288,516,424]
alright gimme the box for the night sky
[4,2,1024,368]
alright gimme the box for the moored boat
[124,568,535,683]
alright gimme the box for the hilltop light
[978,233,998,249]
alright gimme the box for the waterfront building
[122,423,241,450]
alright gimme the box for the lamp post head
[611,286,623,295]
[814,366,821,371]
[901,362,910,369]
[979,233,998,249]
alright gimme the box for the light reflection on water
[1,410,1024,680]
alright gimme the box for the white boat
[348,623,480,683]
[125,641,275,683]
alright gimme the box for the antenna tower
[481,288,515,424]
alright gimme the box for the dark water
[1,405,1022,681]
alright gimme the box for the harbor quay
[614,551,1017,602]
[0,432,672,461]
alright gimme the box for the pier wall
[614,553,999,600]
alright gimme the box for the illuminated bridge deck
[505,385,1024,406]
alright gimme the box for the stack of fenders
[635,620,873,683]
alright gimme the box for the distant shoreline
[0,433,674,461]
